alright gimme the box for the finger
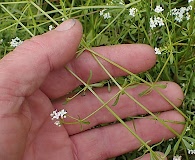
[41,44,156,99]
[52,81,184,135]
[0,19,82,114]
[70,110,185,160]
[135,152,167,160]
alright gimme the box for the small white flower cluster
[100,9,111,19]
[150,5,164,29]
[173,155,182,160]
[171,6,192,22]
[49,25,54,31]
[10,37,23,47]
[154,47,162,55]
[188,149,195,154]
[154,5,164,13]
[150,16,164,29]
[50,109,67,127]
[186,126,191,131]
[129,8,138,17]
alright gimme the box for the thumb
[0,19,82,114]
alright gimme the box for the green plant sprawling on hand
[0,0,195,159]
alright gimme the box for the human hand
[0,19,184,160]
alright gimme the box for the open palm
[0,19,184,160]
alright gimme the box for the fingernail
[55,19,76,31]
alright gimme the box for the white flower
[103,12,111,19]
[49,25,53,31]
[186,126,190,131]
[173,155,182,160]
[10,37,23,47]
[187,5,193,11]
[180,7,187,14]
[59,109,67,119]
[50,109,59,120]
[154,5,164,13]
[50,109,67,127]
[100,9,106,16]
[171,6,192,22]
[54,121,61,127]
[156,17,164,26]
[150,16,164,29]
[186,12,191,20]
[129,8,138,17]
[188,0,194,3]
[154,47,161,55]
[150,18,156,29]
[62,18,65,21]
[100,9,111,19]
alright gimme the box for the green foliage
[0,0,195,159]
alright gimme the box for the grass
[0,0,195,159]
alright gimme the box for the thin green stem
[155,14,173,82]
[0,1,28,4]
[45,0,68,20]
[86,48,152,86]
[66,66,163,159]
[91,50,182,137]
[0,4,34,37]
[30,1,59,26]
[88,0,141,45]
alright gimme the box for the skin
[0,19,185,160]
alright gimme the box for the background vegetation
[0,0,195,159]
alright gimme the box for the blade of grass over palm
[90,47,184,132]
[91,53,122,89]
[139,83,167,97]
[138,140,150,152]
[112,93,121,106]
[86,48,152,86]
[82,90,122,122]
[138,87,152,97]
[79,50,182,140]
[155,89,189,120]
[66,66,160,159]
[124,90,181,137]
[151,139,165,149]
[87,70,93,85]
